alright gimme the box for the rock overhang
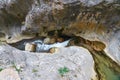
[0,0,120,65]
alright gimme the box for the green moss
[0,68,3,72]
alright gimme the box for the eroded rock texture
[0,0,120,65]
[0,45,96,80]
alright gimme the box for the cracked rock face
[0,0,120,64]
[0,0,119,42]
[0,0,120,78]
[0,45,96,80]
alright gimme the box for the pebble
[49,47,59,53]
[44,37,57,44]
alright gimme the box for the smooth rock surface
[0,44,96,80]
[0,68,21,80]
[105,30,120,65]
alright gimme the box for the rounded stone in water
[57,37,64,42]
[43,38,51,44]
[49,47,59,53]
[25,43,36,52]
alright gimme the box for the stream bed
[91,50,120,80]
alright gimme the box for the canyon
[0,0,120,80]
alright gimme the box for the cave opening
[9,30,72,53]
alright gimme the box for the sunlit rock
[43,37,51,44]
[0,68,21,80]
[25,43,36,52]
[0,44,96,80]
[49,47,59,53]
[105,30,120,65]
[0,0,120,79]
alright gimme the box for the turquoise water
[100,63,120,80]
[92,51,120,80]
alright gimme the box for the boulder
[0,0,120,64]
[25,43,36,52]
[0,68,21,80]
[0,44,96,80]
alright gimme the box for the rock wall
[0,0,120,64]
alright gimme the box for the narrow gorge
[0,0,120,80]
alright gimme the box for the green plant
[58,67,70,77]
[32,69,38,73]
[0,68,3,72]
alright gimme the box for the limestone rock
[49,38,57,44]
[0,0,120,65]
[44,37,64,44]
[57,38,64,43]
[0,44,96,80]
[0,0,119,43]
[92,41,106,51]
[0,68,21,80]
[105,31,120,65]
[0,0,120,76]
[25,43,36,52]
[43,37,51,44]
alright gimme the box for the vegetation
[58,67,70,77]
[0,68,3,72]
[32,69,38,73]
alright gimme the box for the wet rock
[44,37,64,44]
[43,37,51,44]
[92,41,106,51]
[57,37,64,43]
[68,37,106,51]
[43,37,57,44]
[49,37,57,44]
